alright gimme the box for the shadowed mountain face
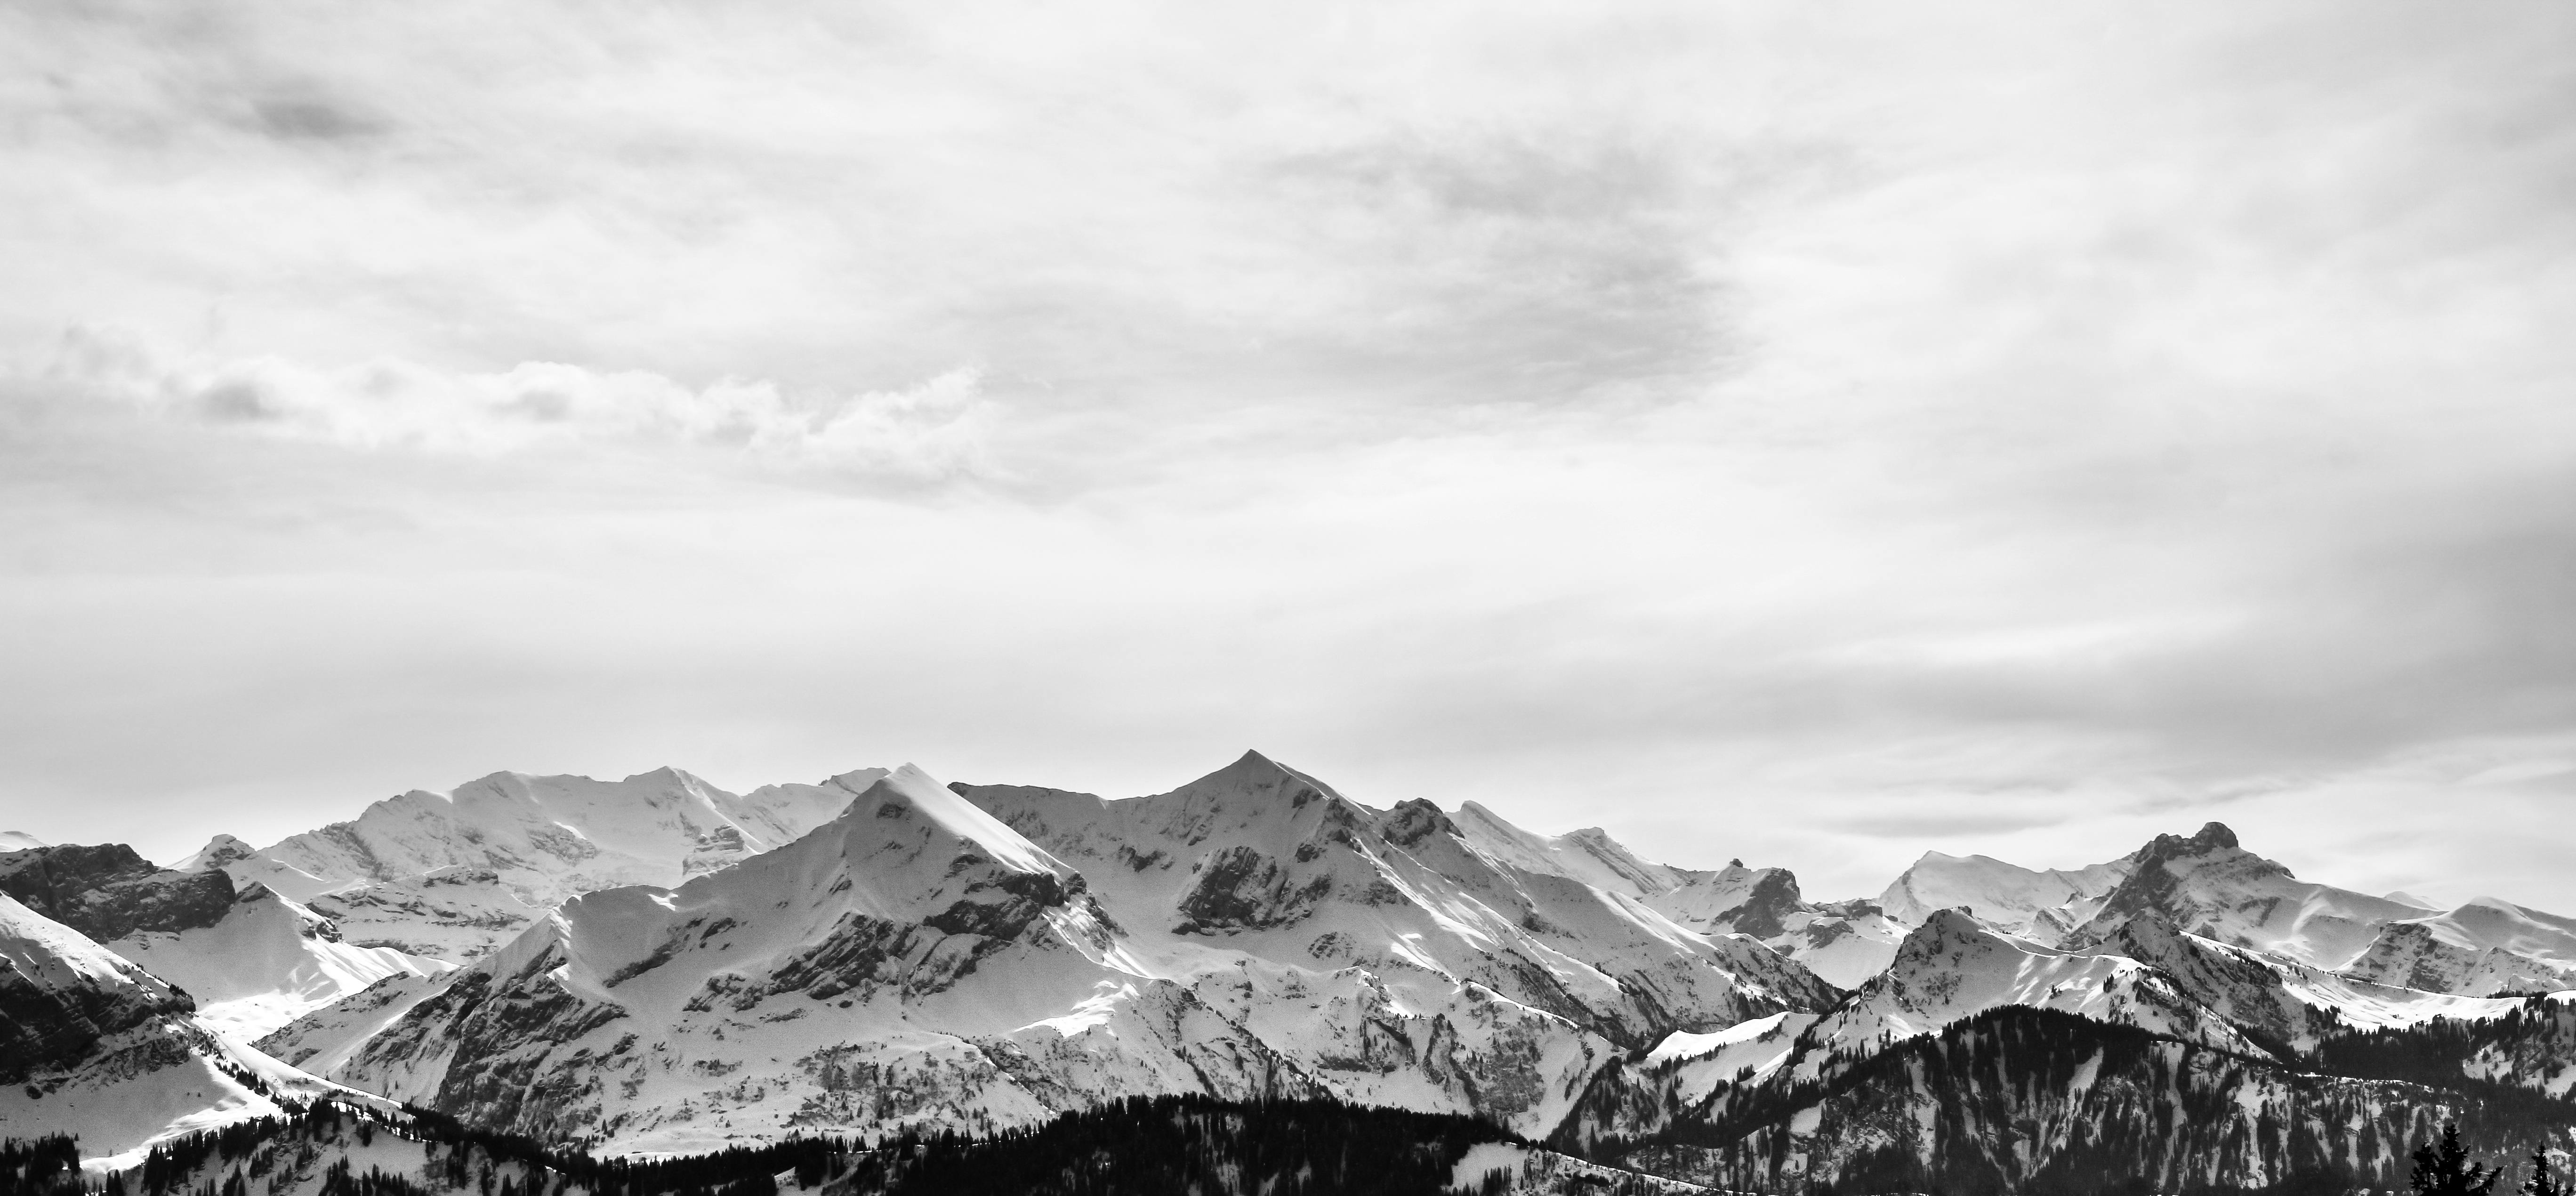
[0,843,236,942]
[0,892,196,1083]
[0,889,350,1164]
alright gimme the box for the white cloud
[0,0,2573,912]
[44,326,996,478]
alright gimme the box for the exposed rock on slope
[0,892,343,1163]
[2,840,449,1041]
[1449,801,1906,988]
[960,750,1839,1049]
[1874,822,2576,999]
[1792,909,2281,1065]
[0,843,235,941]
[0,892,193,1082]
[105,882,452,1040]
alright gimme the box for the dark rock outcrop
[0,842,237,941]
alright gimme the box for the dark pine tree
[2526,1151,2570,1196]
[2415,1122,2503,1196]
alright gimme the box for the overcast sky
[3,1,2572,910]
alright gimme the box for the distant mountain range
[8,750,2576,1193]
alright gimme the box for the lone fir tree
[2412,1122,2501,1196]
[2526,1150,2571,1196]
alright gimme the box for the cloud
[0,0,2574,914]
[40,327,997,479]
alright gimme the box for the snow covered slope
[203,767,889,963]
[0,892,351,1162]
[105,883,453,1040]
[1787,909,2282,1068]
[2340,898,2576,995]
[1869,822,2576,999]
[0,840,451,1042]
[1447,801,1903,988]
[961,751,1837,1049]
[1876,849,2130,941]
[2059,822,2431,969]
[0,891,191,1075]
[262,757,1837,1154]
[234,767,878,907]
[1449,802,1686,896]
[290,867,547,962]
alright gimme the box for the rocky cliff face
[0,892,195,1083]
[2346,919,2576,996]
[0,843,237,942]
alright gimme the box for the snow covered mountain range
[9,750,2576,1192]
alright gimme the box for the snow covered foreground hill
[0,892,357,1164]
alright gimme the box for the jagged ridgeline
[23,754,2576,1193]
[5,1097,1668,1196]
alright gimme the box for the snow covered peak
[2066,827,2428,968]
[239,764,881,907]
[1892,906,1994,960]
[176,834,257,873]
[835,763,1074,879]
[1877,850,2130,941]
[1790,903,2280,1069]
[382,759,1103,1039]
[827,766,892,790]
[1170,749,1355,812]
[2130,821,2250,868]
[1449,802,1680,897]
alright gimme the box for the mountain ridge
[16,752,2576,1193]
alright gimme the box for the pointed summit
[1901,906,1996,953]
[1201,749,1346,798]
[175,834,256,873]
[836,763,1074,879]
[1159,750,1357,822]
